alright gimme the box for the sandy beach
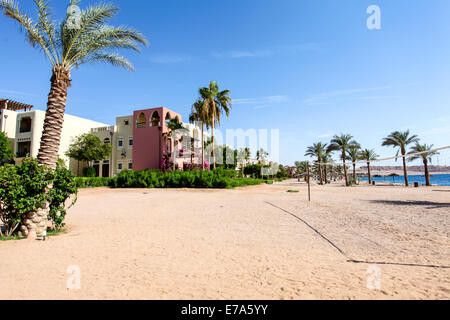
[0,181,449,300]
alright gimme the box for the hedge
[111,168,264,189]
[75,177,113,188]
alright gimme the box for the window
[104,138,111,144]
[19,117,32,133]
[118,139,123,148]
[124,120,129,126]
[128,162,133,170]
[129,137,133,146]
[118,163,123,170]
[136,112,146,128]
[150,111,160,127]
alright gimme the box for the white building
[1,99,108,174]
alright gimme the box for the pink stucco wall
[132,107,182,171]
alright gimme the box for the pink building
[133,107,183,171]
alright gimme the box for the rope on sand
[265,201,450,269]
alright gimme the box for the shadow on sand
[369,200,450,209]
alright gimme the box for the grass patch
[287,190,300,193]
[0,228,67,241]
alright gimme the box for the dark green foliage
[0,159,50,236]
[48,162,78,229]
[0,159,78,237]
[83,166,96,177]
[111,168,262,189]
[74,177,113,188]
[243,164,270,179]
[66,133,112,163]
[0,132,14,165]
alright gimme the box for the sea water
[360,174,450,186]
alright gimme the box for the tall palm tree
[305,142,327,185]
[327,134,359,186]
[346,144,361,184]
[189,100,209,170]
[407,143,439,186]
[382,130,419,186]
[199,81,232,169]
[0,0,147,238]
[359,149,379,184]
[320,151,330,184]
[162,118,187,171]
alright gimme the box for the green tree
[1,0,147,238]
[407,143,439,186]
[382,130,419,186]
[66,133,112,175]
[189,100,210,170]
[327,134,359,187]
[256,148,269,164]
[0,131,14,165]
[346,143,361,184]
[199,81,232,169]
[162,118,187,171]
[305,142,327,185]
[359,149,379,184]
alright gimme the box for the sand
[0,181,449,300]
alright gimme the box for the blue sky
[1,0,450,165]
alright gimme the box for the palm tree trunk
[353,163,356,183]
[401,150,409,186]
[367,161,372,184]
[317,157,322,185]
[324,165,327,184]
[25,66,71,240]
[342,151,349,186]
[424,159,430,186]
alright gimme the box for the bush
[75,177,112,188]
[48,162,78,229]
[0,158,77,237]
[83,166,96,177]
[111,169,263,189]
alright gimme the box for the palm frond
[76,52,134,71]
[0,0,55,64]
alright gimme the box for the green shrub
[83,166,96,177]
[48,162,78,229]
[111,169,263,189]
[0,158,77,237]
[75,177,112,188]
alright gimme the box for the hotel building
[1,99,204,177]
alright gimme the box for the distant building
[90,107,206,177]
[1,99,108,174]
[2,99,206,177]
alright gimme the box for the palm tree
[256,148,268,164]
[382,130,419,186]
[189,100,210,170]
[321,151,333,184]
[359,149,379,184]
[346,144,361,184]
[327,134,359,186]
[0,0,147,238]
[407,143,439,186]
[305,142,327,185]
[199,81,232,169]
[162,118,187,171]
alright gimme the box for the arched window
[104,138,111,144]
[150,111,161,127]
[136,112,146,128]
[165,112,171,126]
